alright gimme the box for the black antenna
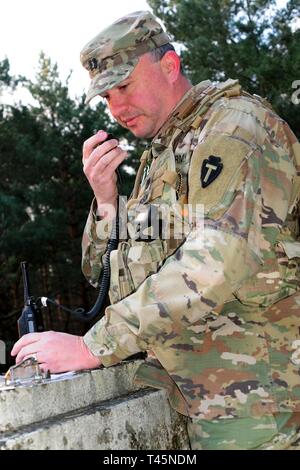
[18,262,44,337]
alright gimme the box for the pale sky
[0,0,296,103]
[0,0,151,100]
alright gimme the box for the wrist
[96,200,117,221]
[79,336,102,369]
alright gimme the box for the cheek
[135,89,163,116]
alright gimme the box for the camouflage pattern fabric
[188,412,300,450]
[82,79,300,426]
[80,11,171,103]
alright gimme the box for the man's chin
[128,126,156,139]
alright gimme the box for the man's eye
[119,84,128,90]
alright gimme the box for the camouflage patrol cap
[80,10,171,103]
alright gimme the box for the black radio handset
[104,133,123,188]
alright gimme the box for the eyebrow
[100,79,132,99]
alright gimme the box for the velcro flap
[161,170,178,188]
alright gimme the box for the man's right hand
[82,130,127,220]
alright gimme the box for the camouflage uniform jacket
[82,79,300,420]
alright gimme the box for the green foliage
[0,58,11,88]
[148,0,300,137]
[0,55,137,340]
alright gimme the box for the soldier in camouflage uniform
[12,11,300,450]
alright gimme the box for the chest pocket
[109,146,190,304]
[109,236,166,304]
[138,146,179,205]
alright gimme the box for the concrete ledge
[0,388,189,450]
[0,360,145,433]
[0,361,189,450]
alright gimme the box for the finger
[84,154,126,191]
[82,131,118,162]
[11,333,42,356]
[39,363,51,374]
[97,147,127,169]
[94,147,127,170]
[15,343,42,364]
[83,147,127,179]
[103,150,128,175]
[21,352,43,364]
[82,130,107,160]
[85,139,120,168]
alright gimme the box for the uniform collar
[150,80,212,157]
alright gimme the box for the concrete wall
[0,360,189,450]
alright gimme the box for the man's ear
[160,51,181,84]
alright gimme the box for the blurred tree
[0,58,11,89]
[148,0,300,137]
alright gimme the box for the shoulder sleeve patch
[188,133,252,216]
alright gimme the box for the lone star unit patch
[201,155,223,188]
